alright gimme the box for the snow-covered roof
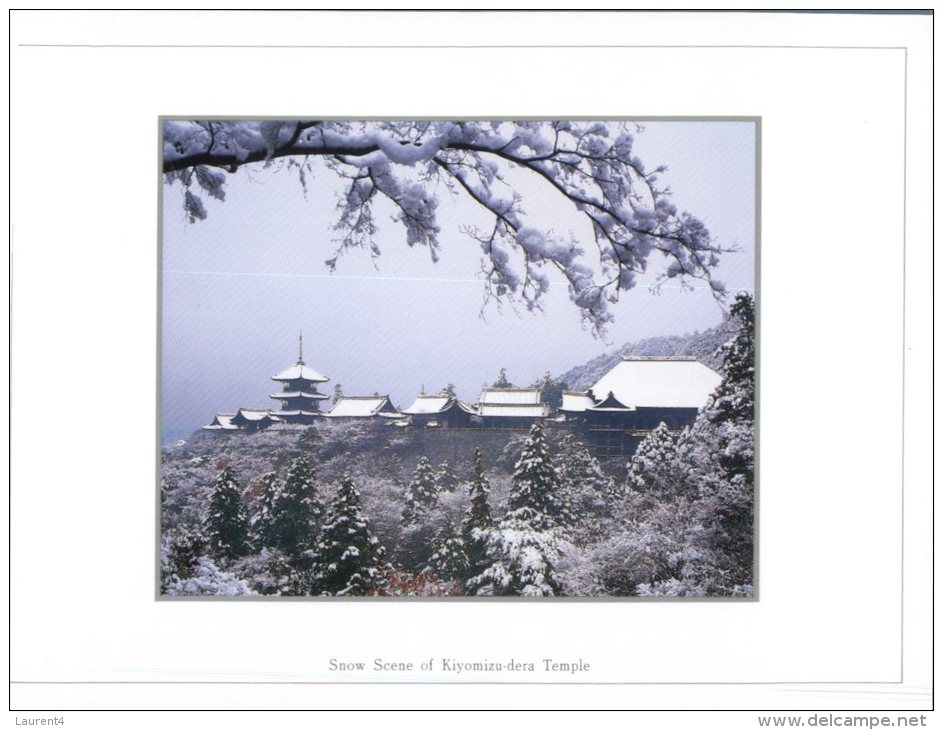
[272,409,321,417]
[324,396,399,418]
[270,391,329,400]
[589,358,721,409]
[477,403,549,418]
[560,391,596,413]
[271,361,329,383]
[401,394,453,415]
[202,413,239,431]
[478,387,542,405]
[233,408,274,422]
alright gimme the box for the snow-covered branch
[163,120,728,332]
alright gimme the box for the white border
[7,10,932,713]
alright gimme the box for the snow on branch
[163,120,728,332]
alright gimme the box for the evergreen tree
[312,478,386,596]
[269,456,323,556]
[249,471,282,549]
[401,456,438,524]
[202,466,250,560]
[434,460,459,493]
[709,293,755,426]
[466,510,562,596]
[556,434,616,539]
[628,423,684,496]
[424,518,469,581]
[492,368,512,388]
[442,383,457,398]
[508,422,562,529]
[461,448,494,576]
[332,383,344,405]
[531,371,568,411]
[680,292,756,592]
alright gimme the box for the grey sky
[161,121,755,442]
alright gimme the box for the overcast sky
[161,121,755,442]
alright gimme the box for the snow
[234,408,273,422]
[325,396,398,418]
[202,413,238,431]
[401,394,452,415]
[478,388,542,405]
[270,391,329,400]
[559,392,597,413]
[588,358,722,409]
[477,404,549,418]
[271,363,330,383]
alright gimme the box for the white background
[6,10,933,717]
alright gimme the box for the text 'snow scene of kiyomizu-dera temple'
[203,334,722,458]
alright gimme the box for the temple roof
[477,402,549,418]
[588,358,721,409]
[202,413,239,431]
[402,394,454,415]
[270,391,330,400]
[273,409,321,417]
[232,408,276,422]
[560,391,597,413]
[271,362,329,383]
[478,387,542,405]
[324,395,400,418]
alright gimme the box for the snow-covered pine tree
[627,423,685,496]
[708,292,755,426]
[202,466,251,560]
[508,421,563,529]
[401,456,438,524]
[556,434,617,540]
[434,460,459,493]
[249,471,282,550]
[461,448,493,576]
[311,478,386,596]
[424,518,469,581]
[466,509,562,597]
[269,456,323,556]
[677,292,756,593]
[492,368,512,388]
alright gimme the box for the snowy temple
[400,390,472,428]
[323,395,402,420]
[269,334,330,424]
[559,357,722,456]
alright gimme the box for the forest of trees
[160,294,755,598]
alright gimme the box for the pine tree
[442,383,457,398]
[492,368,512,388]
[628,423,684,496]
[508,422,562,529]
[202,466,250,560]
[249,471,282,549]
[461,448,494,576]
[556,434,616,539]
[402,456,438,524]
[268,456,323,556]
[311,478,386,596]
[332,383,344,405]
[466,510,561,596]
[680,292,756,592]
[424,518,469,581]
[709,292,755,426]
[434,460,459,493]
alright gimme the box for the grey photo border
[9,29,912,693]
[154,114,762,605]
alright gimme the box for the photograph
[159,118,757,598]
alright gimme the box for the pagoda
[269,333,330,425]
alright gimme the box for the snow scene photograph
[160,119,756,599]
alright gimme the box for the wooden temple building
[559,357,721,456]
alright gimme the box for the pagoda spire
[298,331,304,365]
